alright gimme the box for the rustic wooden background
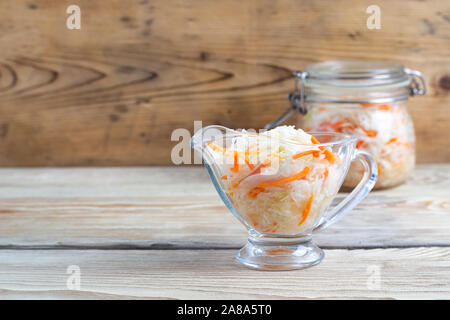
[0,0,448,166]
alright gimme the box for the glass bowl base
[236,236,324,271]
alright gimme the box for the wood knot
[439,75,450,91]
[200,51,209,61]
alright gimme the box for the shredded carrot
[230,192,234,197]
[221,175,227,180]
[292,149,320,160]
[331,121,345,129]
[257,167,310,188]
[298,194,313,226]
[386,137,398,144]
[208,142,260,162]
[248,187,265,198]
[324,168,329,180]
[311,135,327,154]
[378,105,392,111]
[323,149,336,163]
[233,160,271,188]
[361,103,378,107]
[230,151,239,173]
[208,142,226,153]
[244,156,255,170]
[356,140,364,149]
[252,159,271,174]
[311,136,321,145]
[378,165,381,176]
[305,135,338,163]
[361,127,378,137]
[311,135,330,153]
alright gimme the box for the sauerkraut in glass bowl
[191,125,377,270]
[302,102,415,189]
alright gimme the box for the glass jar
[266,61,426,189]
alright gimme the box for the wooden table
[0,164,449,299]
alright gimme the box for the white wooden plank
[0,164,448,248]
[0,248,449,299]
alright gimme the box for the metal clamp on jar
[266,61,426,189]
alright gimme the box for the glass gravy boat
[191,125,377,270]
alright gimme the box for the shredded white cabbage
[207,126,344,235]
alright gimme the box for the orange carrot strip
[292,149,320,160]
[361,103,378,107]
[311,136,321,145]
[298,194,313,226]
[230,151,239,173]
[208,142,260,161]
[356,140,364,149]
[208,142,226,153]
[378,105,392,111]
[386,137,398,144]
[245,159,255,170]
[221,175,227,180]
[324,168,329,180]
[310,134,337,162]
[331,121,345,129]
[257,167,310,188]
[361,127,378,137]
[311,135,328,152]
[233,160,270,188]
[323,149,336,163]
[248,187,265,198]
[244,156,255,170]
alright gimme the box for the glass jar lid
[265,60,426,129]
[303,61,426,104]
[306,61,408,86]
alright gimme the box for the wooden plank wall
[0,0,448,166]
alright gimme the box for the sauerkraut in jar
[266,61,426,189]
[302,102,415,189]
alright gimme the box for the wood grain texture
[0,164,448,249]
[0,0,448,165]
[0,248,449,299]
